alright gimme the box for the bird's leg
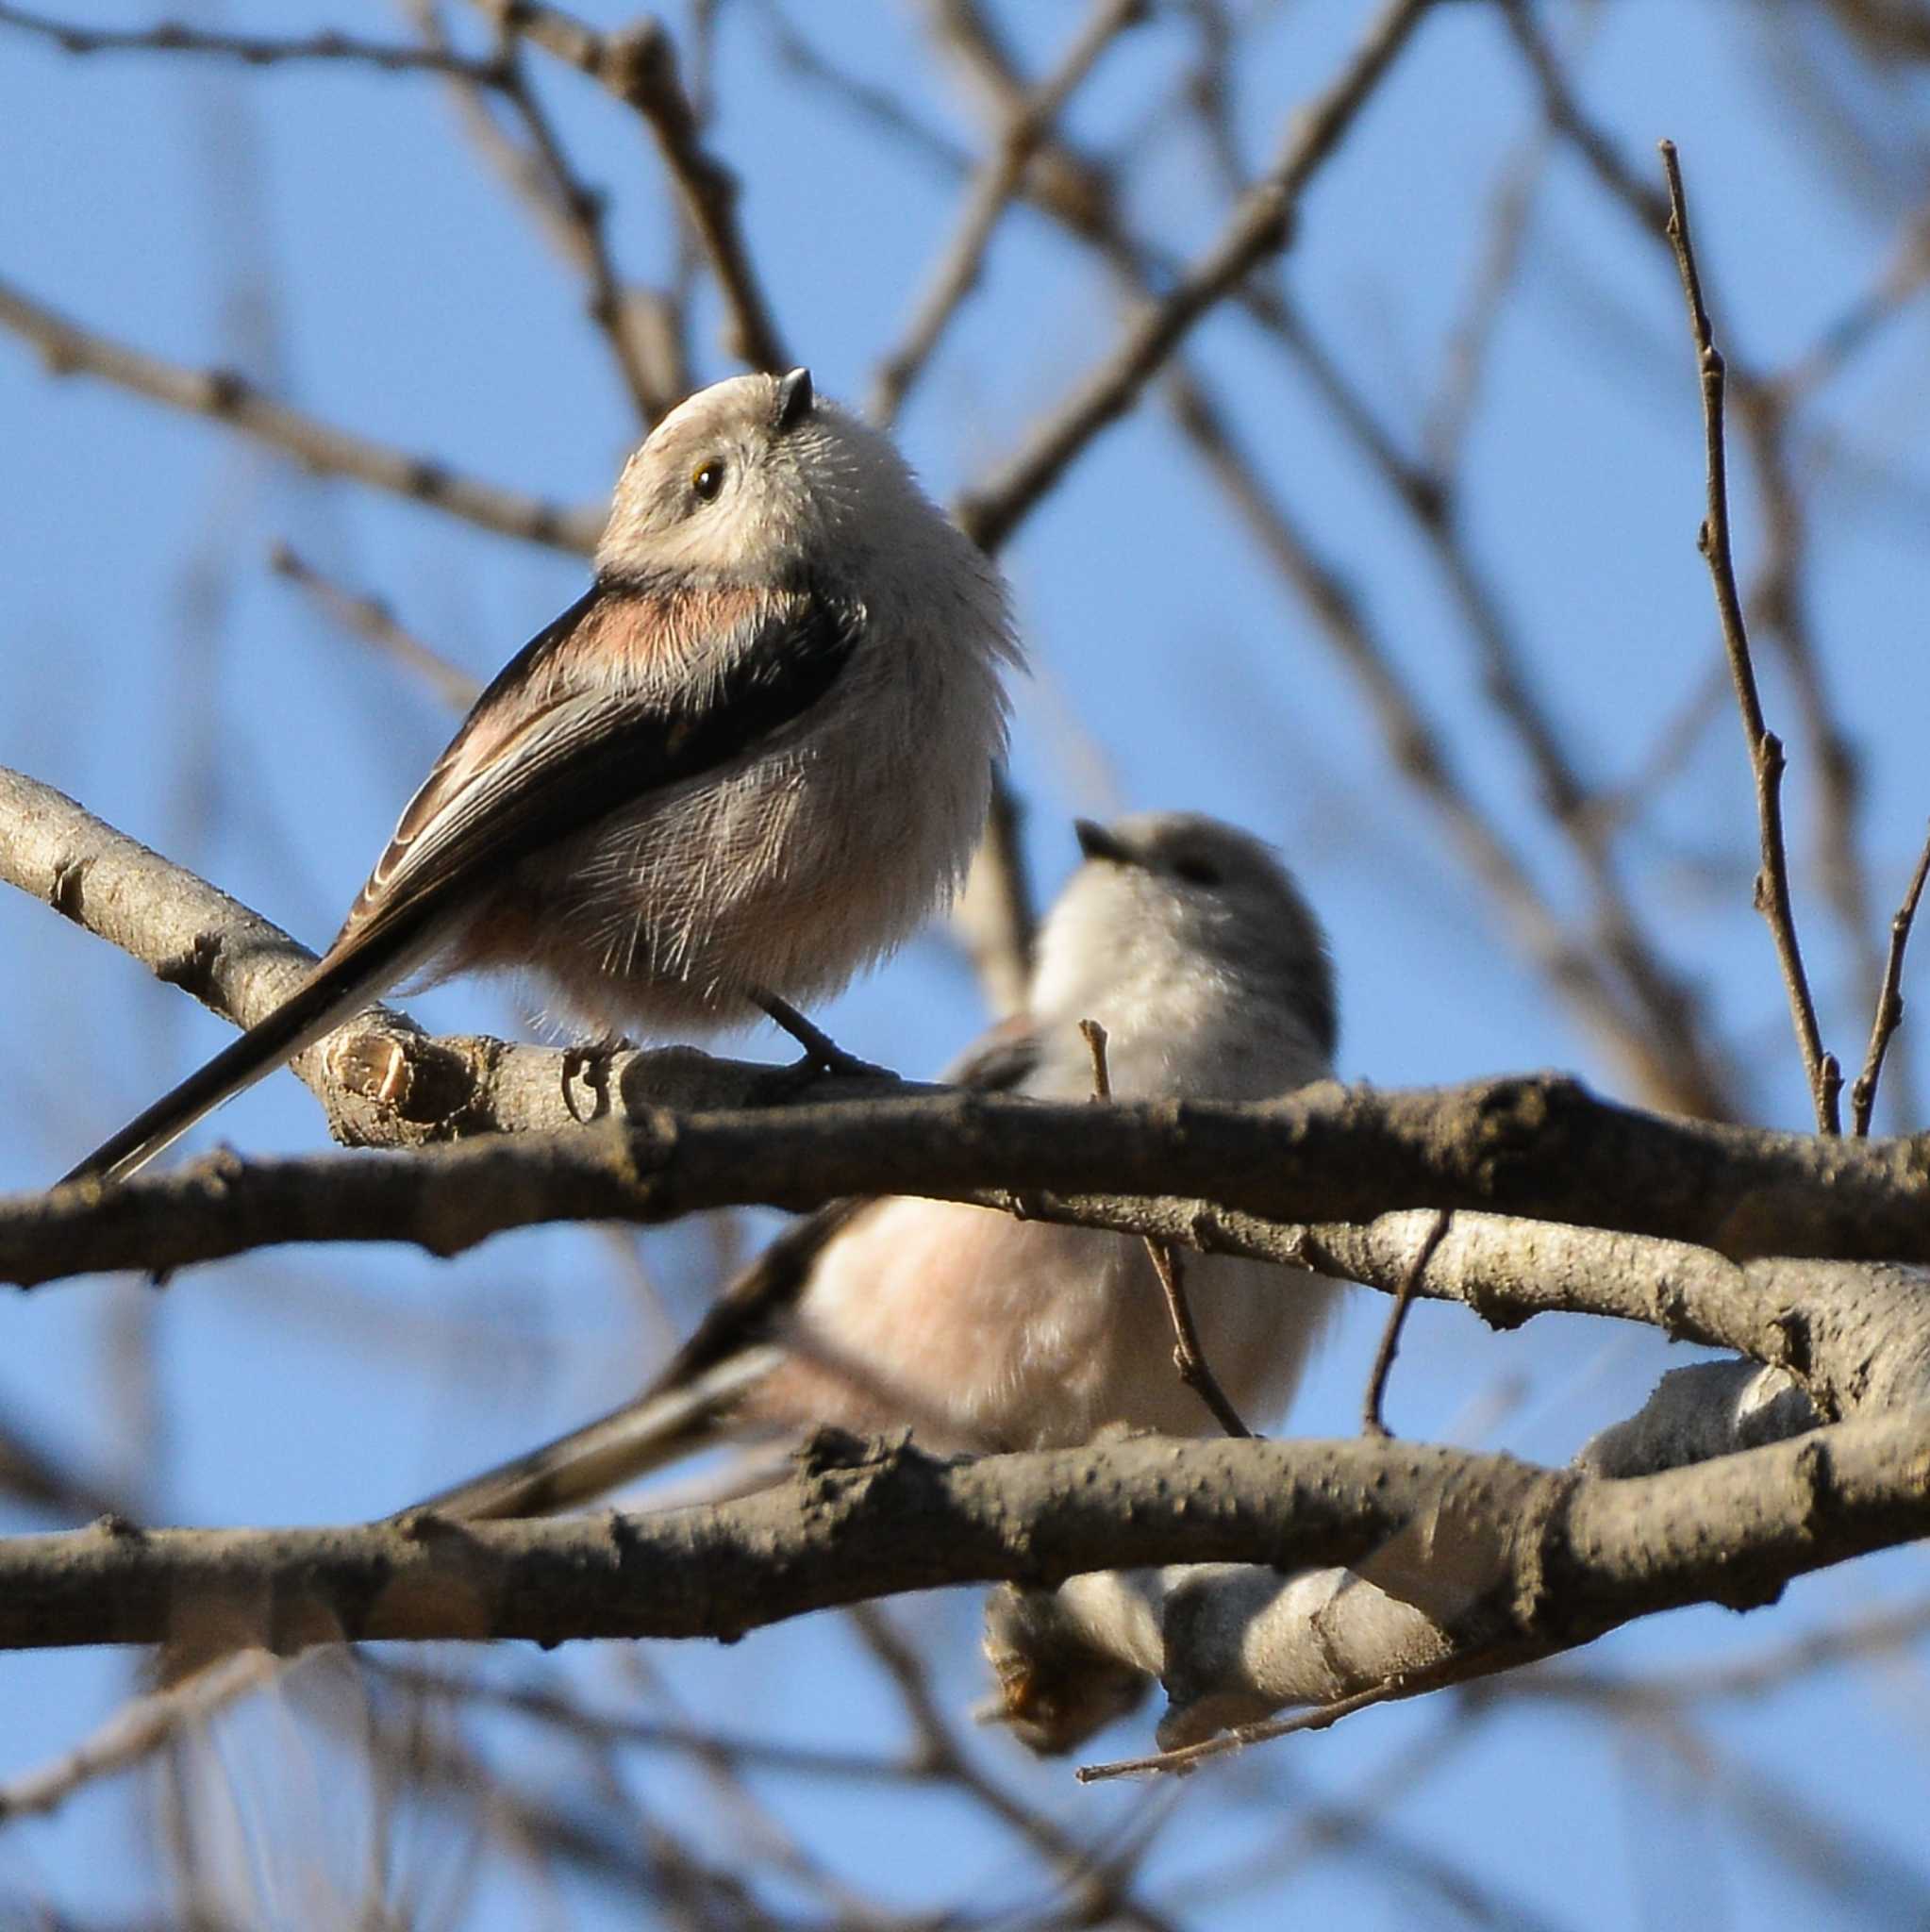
[560,1030,635,1123]
[748,990,888,1085]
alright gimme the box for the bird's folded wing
[327,578,865,973]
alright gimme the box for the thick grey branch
[17,1067,1930,1289]
[988,1357,1842,1757]
[4,1411,1928,1657]
[1275,1211,1930,1424]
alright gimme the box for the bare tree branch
[1660,140,1841,1133]
[867,0,1145,425]
[269,543,484,712]
[471,1,790,373]
[1852,819,1930,1134]
[0,1411,1925,1695]
[954,0,1438,553]
[0,275,604,553]
[21,1062,1930,1289]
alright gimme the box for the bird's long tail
[394,1199,863,1521]
[396,1345,789,1522]
[59,921,438,1188]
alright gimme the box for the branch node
[48,853,92,921]
[154,929,224,997]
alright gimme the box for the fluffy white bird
[413,812,1343,1520]
[64,369,1016,1184]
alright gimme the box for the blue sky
[4,1,1930,1925]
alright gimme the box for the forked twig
[473,0,790,373]
[867,0,1144,425]
[1851,822,1930,1135]
[1658,140,1840,1134]
[1078,1020,1250,1439]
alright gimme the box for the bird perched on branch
[63,368,1017,1185]
[410,812,1344,1521]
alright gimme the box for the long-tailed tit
[64,369,1017,1185]
[412,812,1343,1520]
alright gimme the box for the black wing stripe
[330,590,863,971]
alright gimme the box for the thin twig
[1360,1208,1450,1438]
[1507,3,1888,1123]
[1583,655,1730,840]
[1851,820,1930,1135]
[1775,200,1930,408]
[1144,1240,1251,1439]
[1500,1595,1930,1713]
[850,1605,1179,1932]
[270,543,482,711]
[0,1650,281,1823]
[867,0,1144,425]
[1421,124,1555,481]
[1659,140,1841,1134]
[1730,383,1881,1122]
[1080,1020,1250,1438]
[372,1660,915,1783]
[473,34,667,425]
[0,3,505,77]
[952,774,1035,1016]
[473,0,790,372]
[405,0,686,422]
[0,274,603,553]
[1078,1674,1418,1783]
[1498,0,1670,232]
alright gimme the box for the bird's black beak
[775,367,814,432]
[1074,819,1134,866]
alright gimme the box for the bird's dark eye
[1173,857,1223,888]
[692,462,725,502]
